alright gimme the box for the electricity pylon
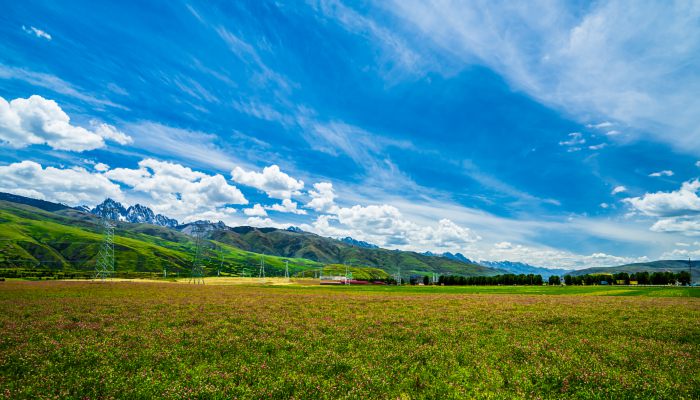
[95,217,115,281]
[188,223,206,284]
[258,254,266,282]
[284,259,290,281]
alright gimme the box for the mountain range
[1,192,697,281]
[0,192,499,277]
[91,198,178,227]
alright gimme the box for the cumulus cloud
[243,204,268,217]
[649,170,674,177]
[650,217,700,236]
[106,158,247,220]
[625,180,700,236]
[588,143,607,150]
[0,95,131,151]
[94,163,110,172]
[625,180,700,218]
[22,25,51,40]
[231,164,303,199]
[612,186,627,195]
[245,216,287,229]
[480,241,648,270]
[305,203,479,250]
[266,198,307,215]
[306,181,337,213]
[0,160,122,205]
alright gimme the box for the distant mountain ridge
[91,198,178,228]
[478,261,572,278]
[340,237,379,249]
[569,260,699,281]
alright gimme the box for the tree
[549,275,561,285]
[423,275,430,285]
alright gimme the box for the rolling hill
[569,260,699,281]
[0,193,500,278]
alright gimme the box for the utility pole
[284,260,290,281]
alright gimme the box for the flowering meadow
[0,281,698,399]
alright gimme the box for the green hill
[570,260,700,281]
[0,200,322,278]
[208,226,498,276]
[0,194,498,279]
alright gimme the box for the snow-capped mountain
[91,199,178,228]
[478,260,571,278]
[340,236,379,249]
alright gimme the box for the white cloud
[696,161,700,168]
[600,202,609,209]
[106,158,247,220]
[125,121,239,171]
[306,181,337,213]
[90,120,133,145]
[0,66,124,109]
[625,180,700,217]
[94,163,110,172]
[0,161,122,206]
[384,1,700,154]
[266,198,307,215]
[624,180,700,237]
[480,241,648,270]
[587,121,613,129]
[243,204,268,217]
[231,164,304,199]
[588,143,607,150]
[605,130,621,136]
[650,217,700,237]
[559,132,585,146]
[305,203,479,250]
[612,186,627,195]
[0,95,131,151]
[22,25,51,40]
[245,216,287,229]
[649,170,674,177]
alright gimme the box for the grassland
[0,281,698,399]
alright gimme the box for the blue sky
[1,1,699,268]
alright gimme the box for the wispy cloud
[22,25,51,40]
[363,1,700,154]
[0,65,125,109]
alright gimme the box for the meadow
[0,281,698,399]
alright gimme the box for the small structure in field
[320,275,347,285]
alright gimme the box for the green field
[0,281,698,399]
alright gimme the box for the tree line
[564,271,692,285]
[438,274,545,286]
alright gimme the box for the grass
[0,281,698,399]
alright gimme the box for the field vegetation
[0,281,697,399]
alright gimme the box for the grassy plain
[0,281,698,399]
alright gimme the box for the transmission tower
[94,217,115,281]
[188,223,206,284]
[284,259,290,281]
[258,254,266,282]
[217,246,224,277]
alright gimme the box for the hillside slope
[0,200,323,277]
[0,193,499,277]
[207,226,499,276]
[570,260,699,281]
